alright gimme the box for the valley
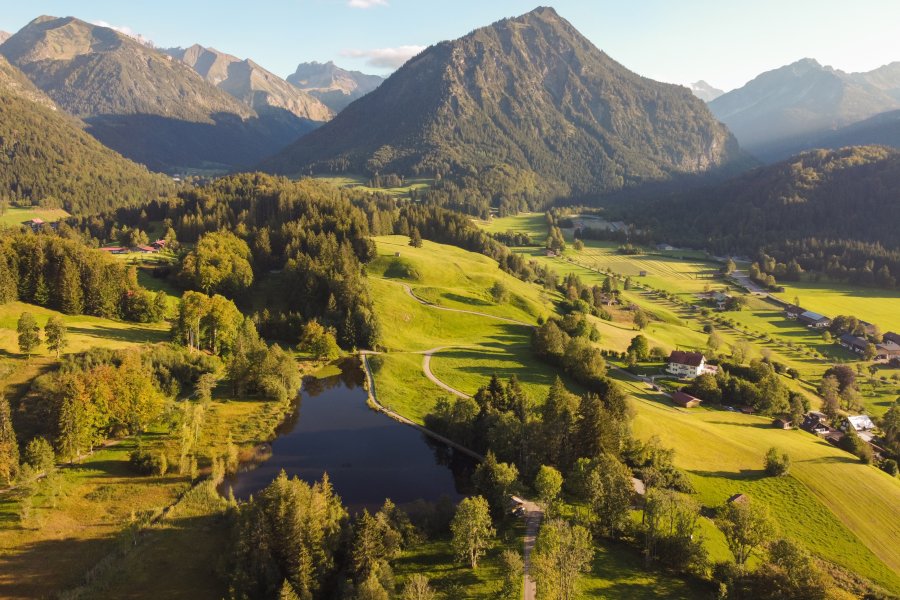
[0,3,898,599]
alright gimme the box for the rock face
[0,16,322,172]
[690,80,724,102]
[287,61,384,112]
[0,31,10,44]
[262,7,745,198]
[709,58,900,160]
[164,45,333,121]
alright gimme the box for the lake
[223,360,474,510]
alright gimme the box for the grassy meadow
[773,280,900,334]
[0,206,70,227]
[313,174,432,197]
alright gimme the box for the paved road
[520,499,544,600]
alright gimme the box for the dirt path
[397,282,533,326]
[421,347,473,399]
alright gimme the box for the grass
[475,212,549,240]
[773,280,900,334]
[0,434,192,599]
[394,537,508,598]
[369,235,552,325]
[0,206,70,227]
[0,301,170,358]
[368,227,900,594]
[611,371,900,592]
[313,174,432,197]
[367,236,567,421]
[580,539,711,599]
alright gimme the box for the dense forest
[625,146,900,288]
[0,67,174,213]
[0,231,165,322]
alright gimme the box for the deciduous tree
[451,496,495,569]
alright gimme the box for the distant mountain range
[0,31,10,44]
[162,45,333,121]
[0,53,173,214]
[690,80,724,102]
[0,16,324,173]
[709,58,900,161]
[262,7,746,201]
[287,61,384,113]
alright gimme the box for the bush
[880,458,898,477]
[764,447,791,476]
[129,448,168,476]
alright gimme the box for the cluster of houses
[839,331,900,363]
[99,239,168,255]
[784,304,832,328]
[24,217,59,232]
[800,411,884,454]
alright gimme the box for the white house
[666,351,718,379]
[843,415,876,443]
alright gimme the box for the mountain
[163,44,332,121]
[690,80,724,102]
[0,54,173,214]
[629,145,900,253]
[287,61,384,112]
[0,31,10,44]
[855,62,900,101]
[262,7,745,201]
[0,16,321,173]
[805,109,900,150]
[709,59,900,160]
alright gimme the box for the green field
[370,228,900,594]
[611,372,900,592]
[313,174,432,197]
[475,212,549,240]
[367,236,565,419]
[0,301,170,357]
[0,206,70,227]
[774,280,900,334]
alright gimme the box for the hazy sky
[2,0,898,91]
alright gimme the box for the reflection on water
[223,360,474,510]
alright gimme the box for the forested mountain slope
[262,7,746,200]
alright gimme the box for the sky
[1,0,898,91]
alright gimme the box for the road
[516,497,544,600]
[421,347,473,399]
[397,282,533,326]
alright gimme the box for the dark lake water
[223,361,474,510]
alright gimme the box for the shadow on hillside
[705,419,773,430]
[67,324,167,345]
[801,454,859,466]
[0,534,114,599]
[443,292,492,307]
[691,469,766,482]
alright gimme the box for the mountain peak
[265,7,743,196]
[287,61,384,113]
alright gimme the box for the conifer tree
[0,395,19,485]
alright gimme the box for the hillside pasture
[611,372,900,593]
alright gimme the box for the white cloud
[91,20,154,47]
[341,45,425,69]
[347,0,389,7]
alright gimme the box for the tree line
[0,231,166,322]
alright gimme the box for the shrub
[764,447,791,476]
[129,448,168,476]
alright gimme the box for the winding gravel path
[397,282,533,326]
[421,347,473,399]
